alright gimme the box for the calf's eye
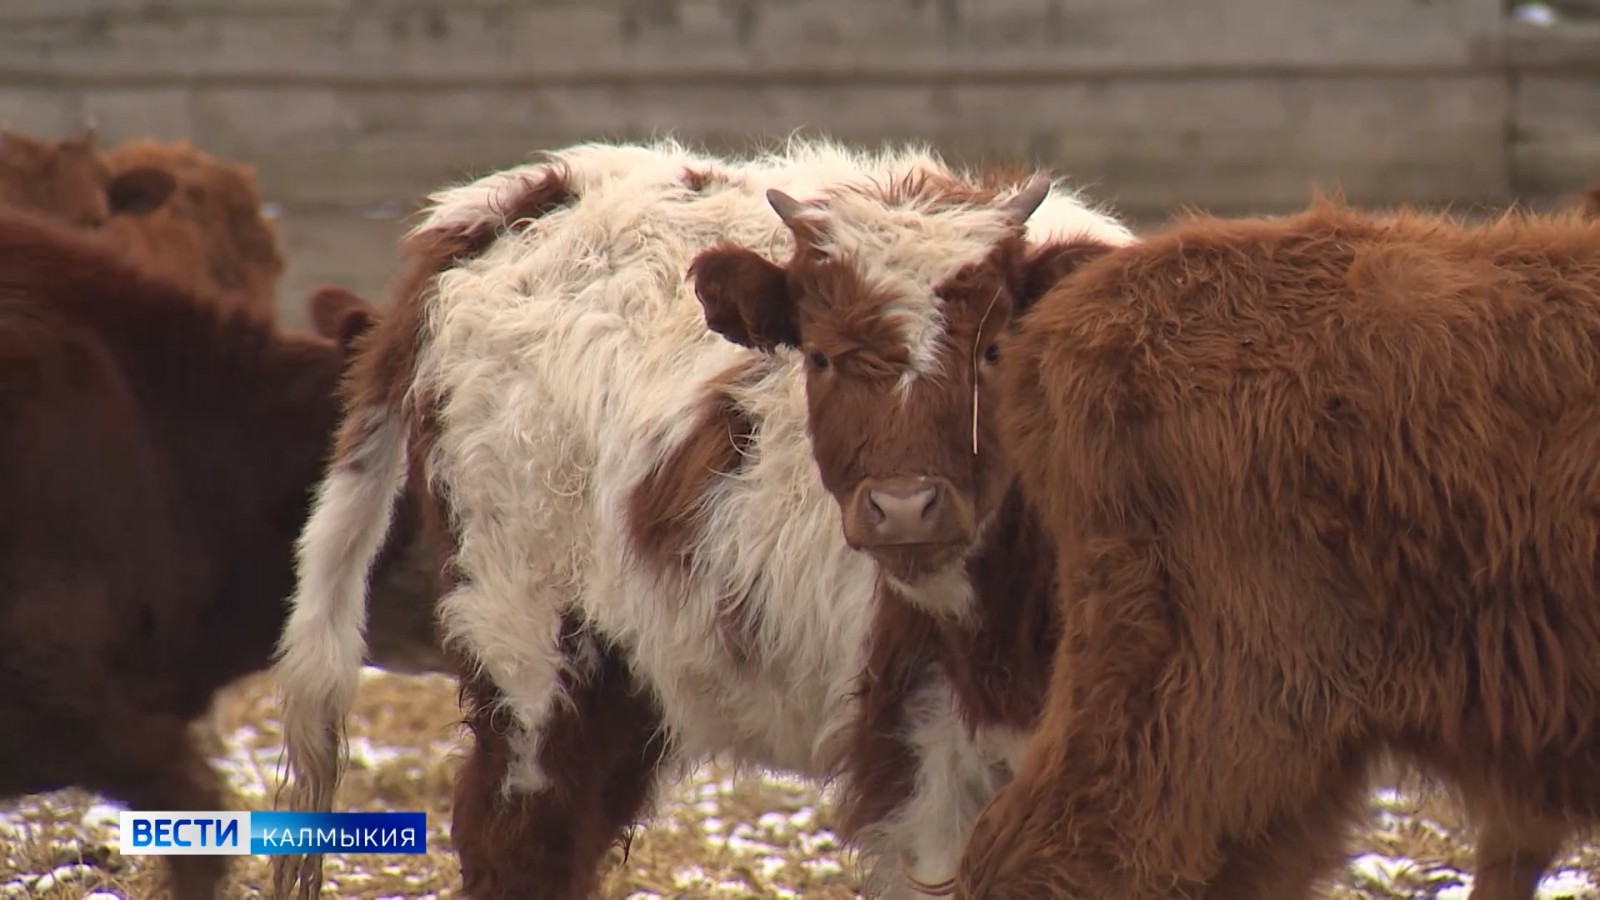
[808,350,830,370]
[982,343,1000,364]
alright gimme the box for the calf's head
[100,138,286,312]
[0,129,183,229]
[691,174,1123,612]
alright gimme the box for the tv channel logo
[119,811,426,856]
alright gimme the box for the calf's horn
[766,188,826,243]
[1000,174,1052,224]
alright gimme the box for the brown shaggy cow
[0,209,436,900]
[932,196,1600,899]
[695,188,1595,899]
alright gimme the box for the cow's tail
[270,402,408,900]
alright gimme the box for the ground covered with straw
[3,669,1599,899]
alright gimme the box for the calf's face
[691,177,1112,611]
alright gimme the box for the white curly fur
[274,136,1133,900]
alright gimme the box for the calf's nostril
[867,485,943,537]
[866,495,887,526]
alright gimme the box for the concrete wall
[2,0,1597,327]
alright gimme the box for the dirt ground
[3,669,1599,900]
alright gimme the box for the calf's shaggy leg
[88,713,230,900]
[870,678,1020,900]
[452,630,666,900]
[436,514,574,797]
[954,539,1367,900]
[1199,754,1373,899]
[0,648,229,899]
[1411,753,1570,900]
[1469,814,1567,900]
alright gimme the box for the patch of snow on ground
[1539,868,1598,898]
[206,727,285,798]
[672,864,709,889]
[80,802,122,832]
[346,734,405,770]
[1349,852,1415,888]
[722,832,774,856]
[1371,786,1407,808]
[802,856,845,878]
[796,829,839,855]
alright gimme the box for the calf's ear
[307,285,379,353]
[1013,238,1120,313]
[106,165,178,216]
[687,244,800,352]
[1578,184,1600,221]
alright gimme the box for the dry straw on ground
[3,669,1598,899]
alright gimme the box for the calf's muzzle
[844,475,973,549]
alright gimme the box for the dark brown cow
[693,190,1593,900]
[0,210,436,900]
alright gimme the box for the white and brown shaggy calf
[270,138,1129,900]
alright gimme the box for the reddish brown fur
[98,138,286,317]
[0,207,374,900]
[0,129,109,227]
[956,197,1600,899]
[683,167,726,192]
[625,360,762,576]
[281,167,676,900]
[624,360,764,665]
